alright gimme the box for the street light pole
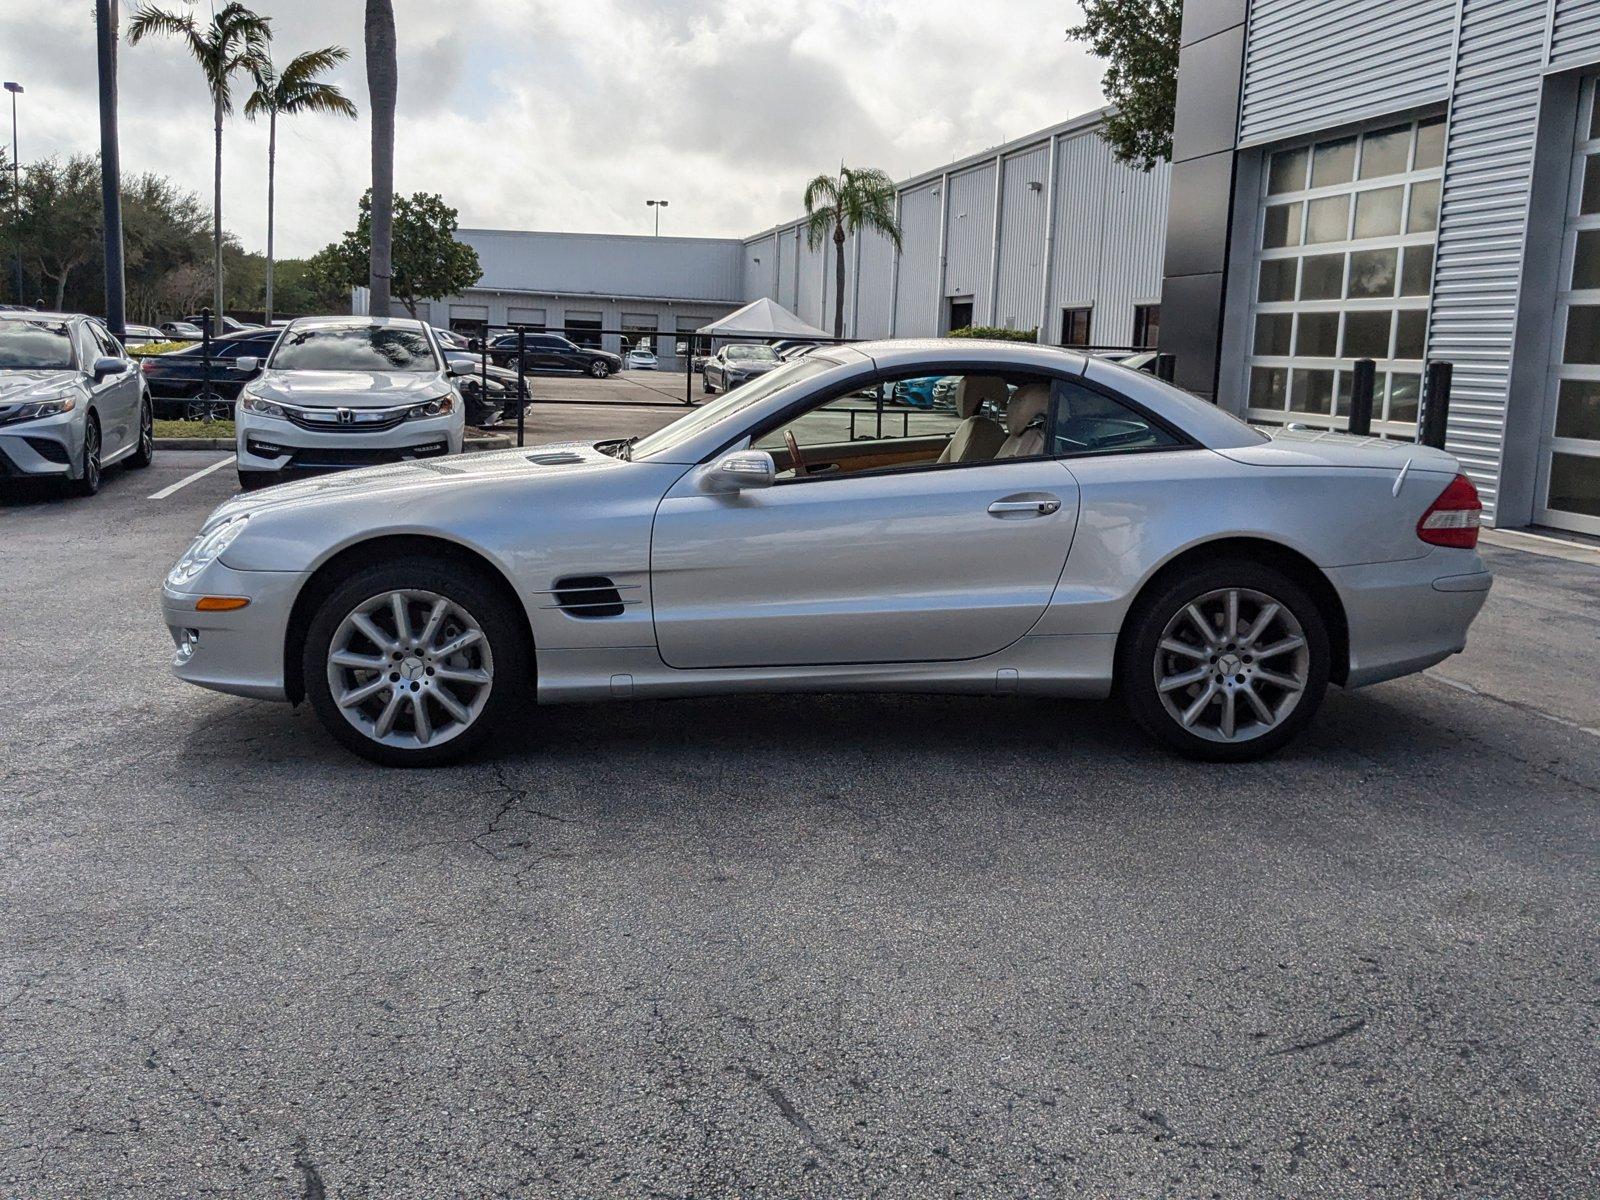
[95,1,126,340]
[4,82,21,305]
[646,198,669,236]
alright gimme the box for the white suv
[234,316,469,491]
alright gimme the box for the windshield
[631,355,837,461]
[726,344,778,362]
[270,324,439,372]
[0,320,76,370]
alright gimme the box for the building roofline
[460,285,743,308]
[457,227,745,248]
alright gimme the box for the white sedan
[626,345,659,370]
[233,316,468,490]
[163,340,1490,767]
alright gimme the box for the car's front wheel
[70,414,102,497]
[1119,560,1329,761]
[303,559,529,767]
[128,396,155,469]
[588,359,611,379]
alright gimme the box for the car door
[86,324,139,453]
[649,373,1082,670]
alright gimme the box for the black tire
[237,470,278,492]
[302,557,531,768]
[588,359,610,379]
[701,373,714,395]
[127,396,155,469]
[70,413,102,497]
[1118,559,1330,762]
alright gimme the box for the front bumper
[163,561,305,701]
[1329,550,1493,688]
[236,409,464,474]
[0,409,80,479]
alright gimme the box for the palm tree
[128,2,271,324]
[803,166,902,339]
[247,48,356,322]
[365,0,398,315]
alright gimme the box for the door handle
[988,496,1061,517]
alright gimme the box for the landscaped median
[152,420,515,452]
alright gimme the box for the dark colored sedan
[487,332,621,379]
[443,351,526,425]
[140,327,281,418]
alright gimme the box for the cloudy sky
[1,0,1105,258]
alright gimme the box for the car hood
[1214,427,1460,474]
[0,370,79,404]
[727,360,779,373]
[250,369,450,408]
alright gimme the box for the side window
[754,376,966,453]
[1049,379,1184,457]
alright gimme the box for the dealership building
[424,0,1600,534]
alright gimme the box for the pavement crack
[293,1135,326,1200]
[743,1066,833,1163]
[1266,1016,1367,1057]
[470,763,571,862]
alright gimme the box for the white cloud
[0,0,1103,257]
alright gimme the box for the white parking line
[147,454,236,500]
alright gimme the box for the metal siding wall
[995,146,1052,332]
[1428,0,1549,518]
[742,240,776,301]
[1239,0,1458,145]
[776,228,801,312]
[943,164,997,304]
[459,230,743,302]
[796,236,828,330]
[1551,0,1600,69]
[1094,157,1172,346]
[855,228,896,337]
[1050,131,1111,330]
[894,184,944,335]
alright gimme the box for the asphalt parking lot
[2,403,1598,1198]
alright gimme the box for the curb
[152,433,517,453]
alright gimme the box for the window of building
[1060,306,1093,347]
[947,298,974,332]
[1132,304,1161,349]
[1248,115,1444,434]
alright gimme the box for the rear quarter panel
[1033,448,1459,636]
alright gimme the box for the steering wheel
[784,430,809,478]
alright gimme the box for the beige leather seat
[997,382,1051,457]
[936,375,1009,464]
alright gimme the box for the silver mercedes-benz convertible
[161,340,1491,766]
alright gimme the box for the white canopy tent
[696,298,831,340]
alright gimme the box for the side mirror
[234,356,260,373]
[701,450,776,493]
[91,356,128,381]
[447,359,476,377]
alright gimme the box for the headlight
[167,515,250,587]
[407,394,456,420]
[6,394,76,421]
[241,394,288,419]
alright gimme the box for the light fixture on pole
[646,198,669,237]
[4,82,21,305]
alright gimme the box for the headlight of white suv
[406,394,456,420]
[167,515,250,587]
[241,394,288,419]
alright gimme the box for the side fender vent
[527,451,585,466]
[549,575,628,618]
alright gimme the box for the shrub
[947,326,1038,343]
[127,340,188,357]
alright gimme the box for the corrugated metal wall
[994,145,1052,332]
[943,165,998,308]
[740,114,1169,344]
[1425,0,1550,517]
[1551,0,1600,69]
[458,229,743,302]
[1238,0,1458,146]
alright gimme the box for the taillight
[140,359,156,374]
[1417,473,1482,548]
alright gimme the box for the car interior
[752,371,1183,480]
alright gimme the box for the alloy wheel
[82,419,100,490]
[325,589,495,750]
[1152,587,1310,744]
[139,403,153,458]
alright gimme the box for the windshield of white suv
[629,355,837,461]
[270,324,439,372]
[0,321,76,370]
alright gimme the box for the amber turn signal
[194,596,250,612]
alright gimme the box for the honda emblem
[337,407,353,424]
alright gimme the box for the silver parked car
[233,316,470,491]
[702,342,781,394]
[0,311,153,494]
[162,340,1491,767]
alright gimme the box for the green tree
[364,0,398,314]
[128,2,272,321]
[17,156,101,310]
[327,190,481,318]
[123,171,211,323]
[1068,0,1181,171]
[803,166,902,339]
[247,46,357,323]
[271,247,353,315]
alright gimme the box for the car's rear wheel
[1119,560,1329,761]
[70,414,101,497]
[588,360,610,379]
[128,397,155,469]
[303,559,530,767]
